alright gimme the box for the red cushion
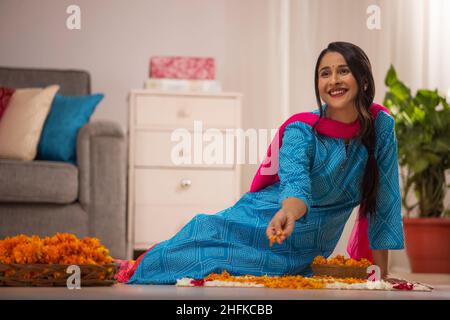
[0,87,16,120]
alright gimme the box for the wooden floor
[1,272,449,300]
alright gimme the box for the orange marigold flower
[312,256,327,265]
[0,234,113,265]
[311,254,371,269]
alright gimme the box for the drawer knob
[180,179,192,188]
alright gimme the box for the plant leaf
[415,89,440,111]
[390,82,411,103]
[385,65,397,87]
[411,158,429,174]
[423,152,442,165]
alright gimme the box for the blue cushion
[37,93,104,164]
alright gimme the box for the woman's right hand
[266,197,307,246]
[266,208,299,245]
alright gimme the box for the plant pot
[403,217,450,273]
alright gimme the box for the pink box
[150,56,215,80]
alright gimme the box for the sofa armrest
[77,120,127,259]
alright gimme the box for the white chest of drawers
[127,90,242,256]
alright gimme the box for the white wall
[0,0,227,129]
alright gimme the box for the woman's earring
[364,84,368,91]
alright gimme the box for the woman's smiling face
[318,51,359,111]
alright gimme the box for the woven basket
[311,264,368,279]
[0,263,117,287]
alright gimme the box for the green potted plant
[383,65,450,273]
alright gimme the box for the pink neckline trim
[296,103,388,139]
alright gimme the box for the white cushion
[0,85,59,161]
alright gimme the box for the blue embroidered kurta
[128,107,404,284]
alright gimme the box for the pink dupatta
[249,103,390,262]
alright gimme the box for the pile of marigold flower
[204,271,365,289]
[0,233,113,265]
[312,255,372,268]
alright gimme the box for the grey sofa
[0,67,127,259]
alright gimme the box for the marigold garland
[0,233,113,265]
[204,271,366,289]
